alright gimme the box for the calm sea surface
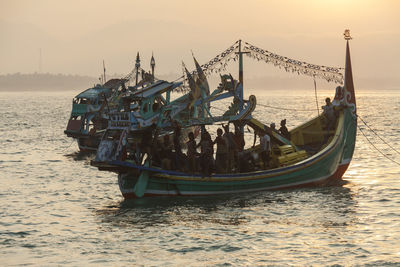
[1,89,400,266]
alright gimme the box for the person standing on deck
[233,125,245,171]
[213,128,228,173]
[186,132,197,173]
[259,131,271,169]
[198,131,214,177]
[161,135,173,170]
[223,124,236,172]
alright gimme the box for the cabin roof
[103,78,125,89]
[75,85,111,99]
[132,80,182,98]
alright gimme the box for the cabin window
[152,102,159,112]
[72,115,82,120]
[104,129,121,141]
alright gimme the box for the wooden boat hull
[77,135,101,152]
[115,107,356,199]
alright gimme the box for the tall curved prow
[333,29,357,178]
[343,29,356,116]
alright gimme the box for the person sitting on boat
[259,131,271,169]
[279,119,290,140]
[332,86,344,106]
[322,97,336,131]
[237,150,256,173]
[186,132,198,173]
[213,128,228,173]
[198,131,214,177]
[270,123,279,133]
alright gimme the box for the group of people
[128,117,294,176]
[187,124,245,176]
[142,123,245,177]
[121,96,339,175]
[149,120,291,176]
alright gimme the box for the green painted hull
[114,39,357,199]
[117,108,356,198]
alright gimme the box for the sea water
[0,89,399,266]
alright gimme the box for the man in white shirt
[259,131,271,169]
[322,97,336,131]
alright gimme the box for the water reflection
[64,151,95,162]
[95,185,357,231]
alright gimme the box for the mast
[235,40,249,118]
[238,40,243,85]
[135,52,141,86]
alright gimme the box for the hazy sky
[1,0,399,88]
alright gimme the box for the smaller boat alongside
[64,79,124,151]
[64,54,158,152]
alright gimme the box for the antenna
[150,52,155,82]
[39,48,42,73]
[135,52,141,86]
[103,60,106,84]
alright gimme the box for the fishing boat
[64,54,157,152]
[64,79,125,151]
[92,31,356,199]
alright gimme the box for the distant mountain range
[0,73,99,91]
[0,72,184,92]
[0,72,398,92]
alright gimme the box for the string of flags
[243,41,343,84]
[181,40,344,88]
[127,39,345,93]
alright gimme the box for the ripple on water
[1,91,400,265]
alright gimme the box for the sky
[0,0,399,89]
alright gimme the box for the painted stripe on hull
[121,163,350,199]
[77,140,97,152]
[118,108,355,199]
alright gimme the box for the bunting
[243,41,343,84]
[177,39,344,93]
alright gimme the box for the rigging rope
[313,77,320,116]
[256,103,316,112]
[357,114,400,155]
[211,105,226,112]
[62,139,76,152]
[357,124,400,166]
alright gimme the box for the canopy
[75,85,111,99]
